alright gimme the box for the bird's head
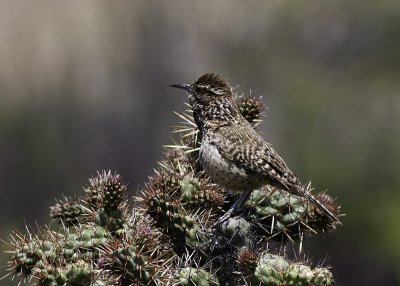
[170,73,238,129]
[170,73,232,103]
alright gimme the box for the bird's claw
[212,208,234,228]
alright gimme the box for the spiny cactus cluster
[2,96,341,285]
[237,95,266,126]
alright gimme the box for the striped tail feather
[293,183,341,225]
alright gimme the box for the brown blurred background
[1,1,399,285]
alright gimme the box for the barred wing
[211,124,296,190]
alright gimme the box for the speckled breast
[199,136,267,192]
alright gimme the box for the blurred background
[1,1,399,285]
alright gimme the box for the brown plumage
[170,73,339,224]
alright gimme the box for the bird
[170,73,339,224]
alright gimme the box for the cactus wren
[170,73,339,223]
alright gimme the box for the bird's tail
[294,184,341,225]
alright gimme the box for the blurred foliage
[0,1,399,285]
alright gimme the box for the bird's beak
[169,83,193,93]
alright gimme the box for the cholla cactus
[2,96,341,285]
[237,95,266,126]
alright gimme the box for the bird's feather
[210,120,296,191]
